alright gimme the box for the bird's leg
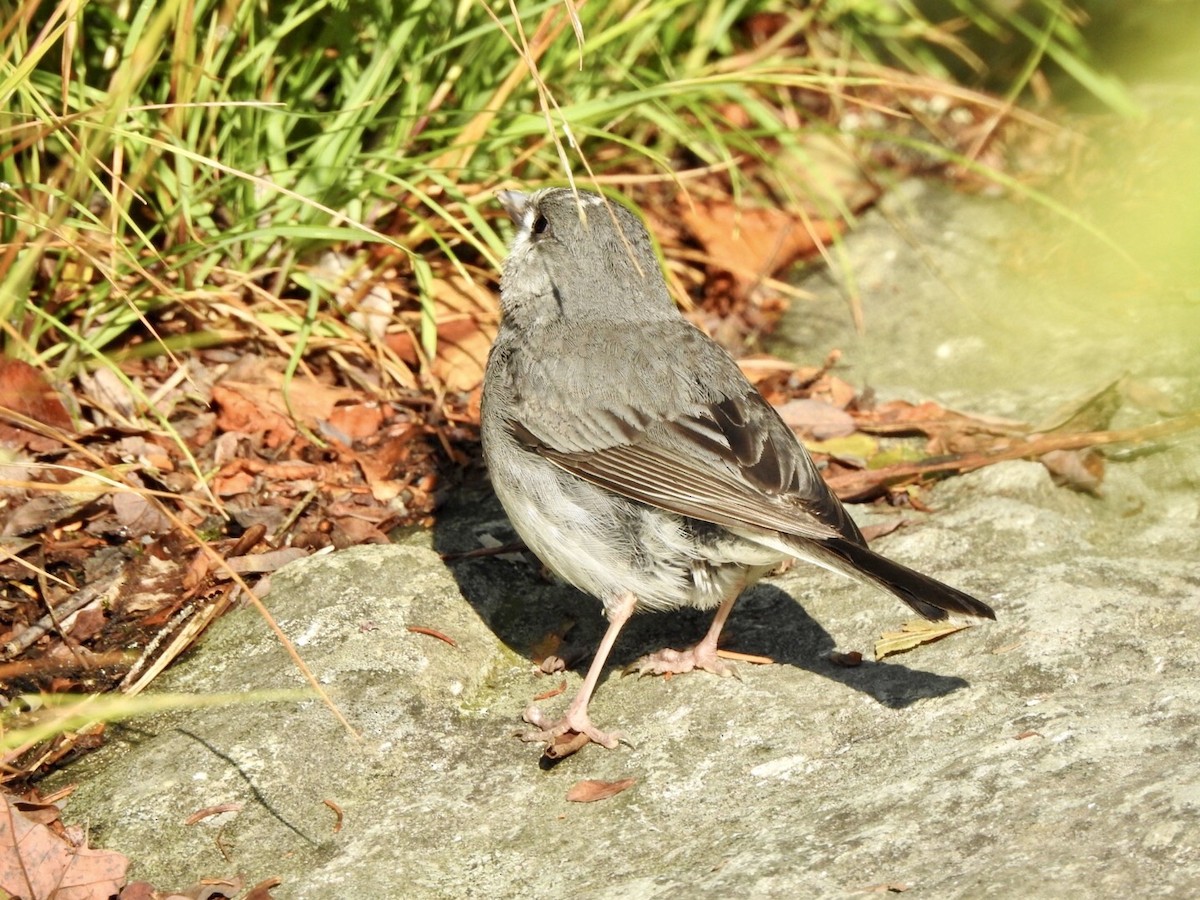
[521,591,636,751]
[628,585,742,678]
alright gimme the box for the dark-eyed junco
[481,187,994,755]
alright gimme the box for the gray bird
[481,187,994,755]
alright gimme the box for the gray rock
[54,178,1200,898]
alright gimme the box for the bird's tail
[817,537,996,622]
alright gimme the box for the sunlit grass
[0,0,1128,396]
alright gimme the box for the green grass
[0,0,1131,391]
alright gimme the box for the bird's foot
[626,643,738,679]
[519,703,627,758]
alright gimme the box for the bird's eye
[532,215,549,235]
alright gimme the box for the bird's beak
[497,190,529,225]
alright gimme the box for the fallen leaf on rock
[0,793,130,899]
[529,620,575,667]
[544,731,591,761]
[777,398,857,439]
[183,802,245,826]
[244,875,284,899]
[533,680,567,702]
[566,778,637,803]
[1035,376,1124,434]
[875,620,972,660]
[1040,448,1105,495]
[859,519,906,542]
[406,625,457,648]
[323,799,344,833]
[828,650,863,667]
[118,881,157,899]
[224,548,310,575]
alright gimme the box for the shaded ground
[44,177,1200,897]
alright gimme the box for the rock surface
[54,180,1200,897]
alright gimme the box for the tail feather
[819,537,996,622]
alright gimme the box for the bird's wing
[510,388,864,545]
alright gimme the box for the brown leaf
[544,731,592,761]
[387,312,496,393]
[119,881,158,899]
[1040,448,1105,495]
[0,793,129,899]
[533,680,568,702]
[566,778,637,803]
[1036,377,1124,434]
[211,383,296,449]
[681,199,840,297]
[406,625,458,648]
[112,490,173,537]
[224,548,310,575]
[776,398,857,440]
[529,620,575,666]
[327,402,386,440]
[0,358,73,449]
[183,802,244,826]
[384,274,497,393]
[243,876,283,899]
[323,799,344,833]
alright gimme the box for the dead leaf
[119,881,158,899]
[406,625,457,648]
[244,876,284,899]
[1040,448,1105,495]
[777,398,857,439]
[314,249,394,341]
[529,620,575,667]
[211,383,297,448]
[323,799,344,833]
[0,793,129,899]
[224,548,310,575]
[566,778,637,803]
[544,731,591,761]
[112,490,173,537]
[681,199,841,297]
[828,650,863,667]
[327,402,386,440]
[1036,377,1124,434]
[183,803,244,826]
[0,357,72,450]
[875,620,972,660]
[387,312,495,393]
[533,680,567,701]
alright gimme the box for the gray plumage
[481,187,993,755]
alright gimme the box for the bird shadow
[433,473,969,711]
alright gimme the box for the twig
[2,572,125,660]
